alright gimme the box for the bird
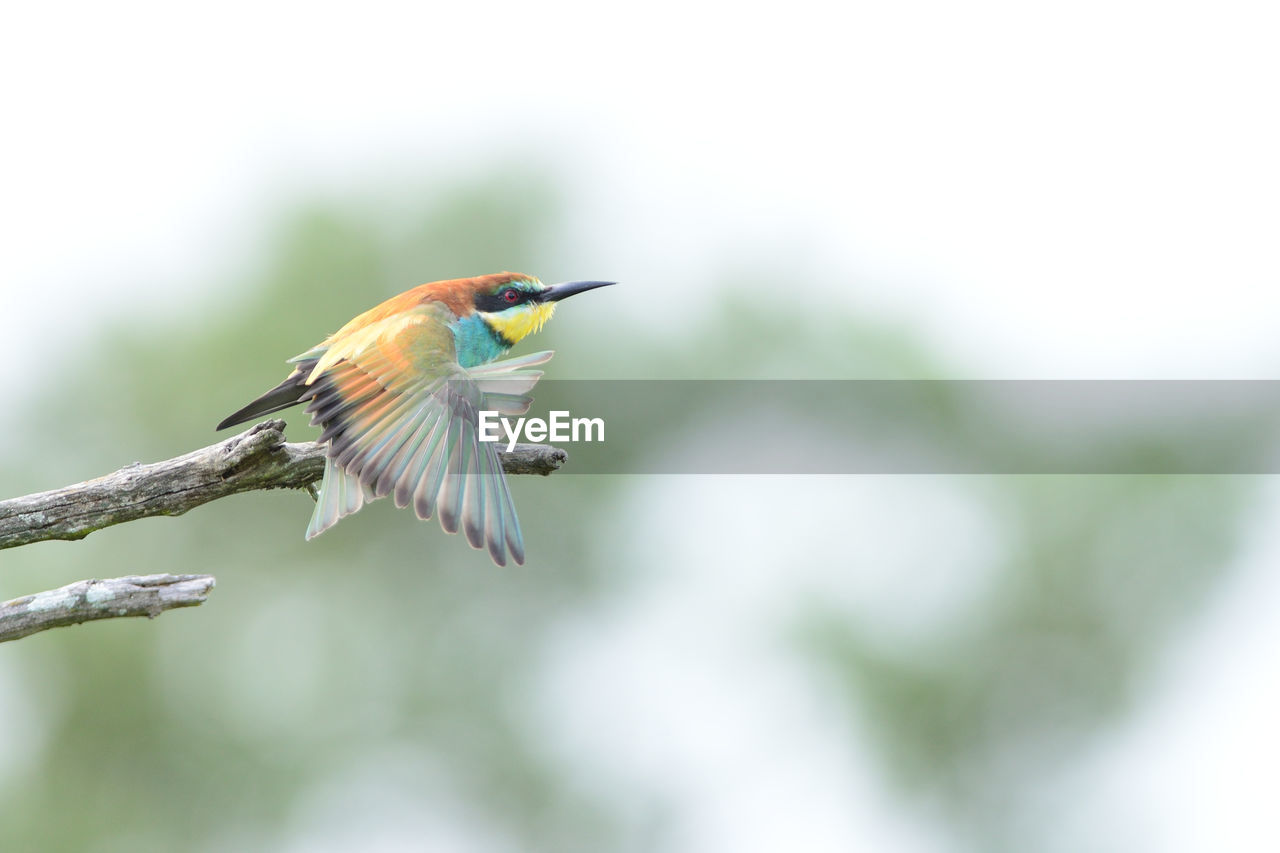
[216,272,615,566]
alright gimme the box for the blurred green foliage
[0,173,1258,853]
[799,475,1251,852]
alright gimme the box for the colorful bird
[216,272,615,565]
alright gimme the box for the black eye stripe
[474,287,535,313]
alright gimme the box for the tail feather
[215,367,311,430]
[306,456,372,540]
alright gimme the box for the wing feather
[412,424,451,521]
[300,303,545,564]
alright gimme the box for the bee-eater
[216,272,615,566]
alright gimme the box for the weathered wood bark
[0,419,567,550]
[0,420,567,642]
[0,574,216,642]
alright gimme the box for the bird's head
[472,274,616,347]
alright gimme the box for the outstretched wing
[297,302,551,566]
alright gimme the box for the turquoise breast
[450,313,512,368]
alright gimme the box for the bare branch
[0,573,215,643]
[0,419,568,550]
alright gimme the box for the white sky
[3,1,1278,379]
[3,2,1279,850]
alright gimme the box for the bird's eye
[501,288,520,304]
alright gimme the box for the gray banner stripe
[474,380,1280,474]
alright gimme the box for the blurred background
[2,2,1279,851]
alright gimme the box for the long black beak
[541,280,617,302]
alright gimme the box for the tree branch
[0,573,216,642]
[0,419,568,550]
